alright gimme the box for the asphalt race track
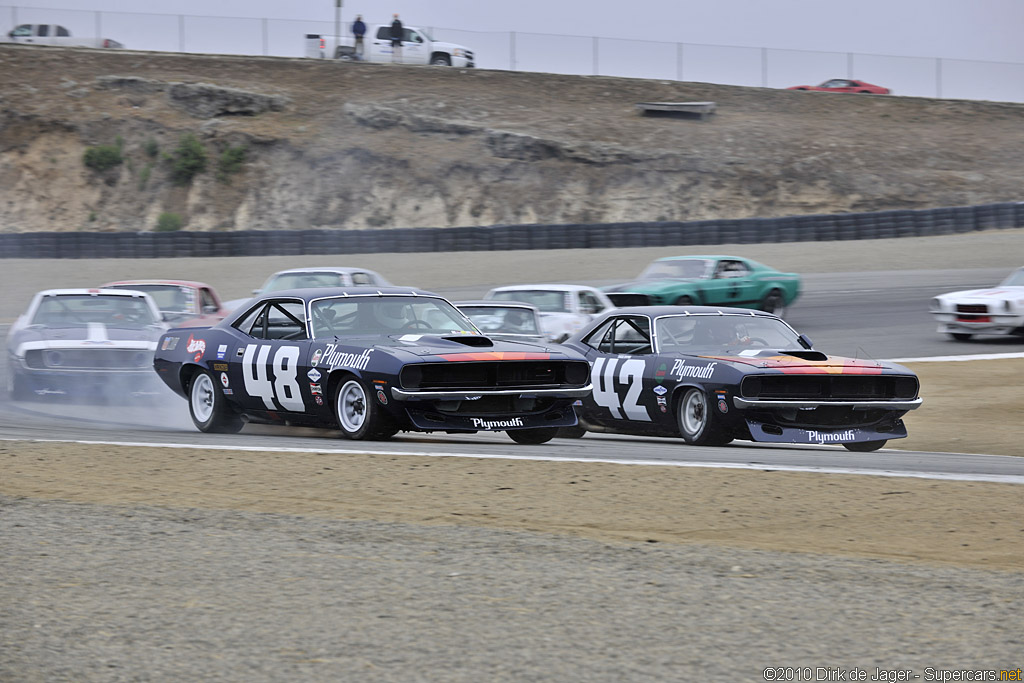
[2,259,1022,482]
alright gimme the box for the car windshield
[309,296,478,338]
[638,259,712,281]
[655,314,802,353]
[264,272,349,292]
[490,290,570,313]
[107,284,193,315]
[459,306,541,335]
[1000,269,1024,286]
[31,294,158,329]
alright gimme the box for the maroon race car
[102,280,230,328]
[787,79,891,94]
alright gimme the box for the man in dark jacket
[389,14,403,63]
[352,15,366,57]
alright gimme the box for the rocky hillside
[1,43,1023,233]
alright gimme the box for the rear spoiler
[606,293,652,307]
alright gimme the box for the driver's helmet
[503,309,527,330]
[374,301,408,329]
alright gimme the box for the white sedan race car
[929,267,1024,341]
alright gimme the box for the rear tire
[760,289,786,316]
[673,295,695,306]
[677,387,732,446]
[335,376,398,440]
[843,440,887,452]
[949,333,972,341]
[507,427,558,445]
[189,370,243,433]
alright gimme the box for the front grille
[24,348,153,370]
[401,360,588,389]
[740,374,918,400]
[956,304,988,314]
[431,396,558,415]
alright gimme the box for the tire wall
[1,202,1022,259]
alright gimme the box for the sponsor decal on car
[307,368,322,382]
[212,363,229,371]
[311,349,323,367]
[223,388,233,395]
[186,334,206,362]
[216,344,227,360]
[670,359,717,380]
[471,417,525,430]
[161,337,179,351]
[807,429,856,444]
[654,363,667,383]
[716,390,729,413]
[653,385,668,396]
[310,384,322,396]
[314,395,323,405]
[322,345,373,371]
[377,389,388,405]
[220,373,230,388]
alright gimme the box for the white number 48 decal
[591,357,651,421]
[242,344,304,411]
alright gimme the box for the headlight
[453,48,464,57]
[929,298,942,312]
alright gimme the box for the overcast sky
[6,0,1023,62]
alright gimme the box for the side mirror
[798,333,813,349]
[202,304,219,314]
[251,288,261,295]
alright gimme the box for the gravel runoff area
[2,441,1024,681]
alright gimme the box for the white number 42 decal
[242,344,305,411]
[591,357,651,421]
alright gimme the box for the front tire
[677,387,732,446]
[430,54,452,66]
[335,376,398,440]
[189,370,243,433]
[949,333,973,341]
[507,427,558,445]
[556,425,587,439]
[760,289,786,316]
[843,440,887,452]
[674,295,695,306]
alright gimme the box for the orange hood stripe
[437,351,552,361]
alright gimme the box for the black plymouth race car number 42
[153,288,592,445]
[562,306,922,451]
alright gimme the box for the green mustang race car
[602,255,801,316]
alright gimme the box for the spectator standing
[352,15,366,58]
[390,14,404,63]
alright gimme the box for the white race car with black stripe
[6,288,169,401]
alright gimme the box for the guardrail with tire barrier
[1,201,1022,259]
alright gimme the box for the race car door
[699,259,756,306]
[578,314,658,430]
[227,297,312,416]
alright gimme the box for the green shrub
[168,134,207,185]
[155,212,184,232]
[137,162,153,190]
[83,144,123,171]
[144,138,159,158]
[217,144,247,183]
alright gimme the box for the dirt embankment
[2,44,1024,233]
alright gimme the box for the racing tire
[507,427,559,445]
[555,425,587,439]
[189,370,243,434]
[760,289,786,317]
[673,295,695,306]
[949,333,973,341]
[335,376,398,440]
[677,387,732,446]
[430,54,452,66]
[843,440,887,452]
[8,370,31,401]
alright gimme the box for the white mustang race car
[929,267,1024,341]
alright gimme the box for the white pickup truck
[305,24,474,67]
[4,23,124,48]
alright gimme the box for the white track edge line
[4,437,1022,485]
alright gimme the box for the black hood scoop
[774,349,829,361]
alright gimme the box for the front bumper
[392,385,592,401]
[746,418,908,444]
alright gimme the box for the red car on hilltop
[787,79,891,94]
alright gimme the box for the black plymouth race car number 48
[562,306,922,451]
[153,288,592,445]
